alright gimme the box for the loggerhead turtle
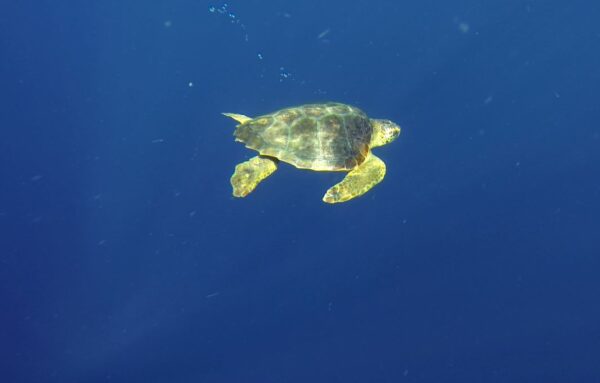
[223,102,401,203]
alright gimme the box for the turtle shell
[234,103,372,171]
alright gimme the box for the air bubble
[279,67,292,81]
[209,2,248,39]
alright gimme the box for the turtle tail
[234,123,252,142]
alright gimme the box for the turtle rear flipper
[222,112,253,124]
[322,154,386,203]
[231,156,278,198]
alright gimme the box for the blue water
[2,0,600,382]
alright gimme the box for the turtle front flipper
[323,153,386,203]
[231,156,278,198]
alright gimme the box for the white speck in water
[317,28,330,39]
[458,22,470,33]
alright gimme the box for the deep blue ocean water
[2,0,600,382]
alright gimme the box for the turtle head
[370,119,401,148]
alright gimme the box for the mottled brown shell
[234,103,372,171]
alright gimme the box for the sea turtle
[223,102,401,203]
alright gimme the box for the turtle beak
[389,124,401,142]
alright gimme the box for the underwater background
[2,0,600,382]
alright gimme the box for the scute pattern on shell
[234,103,373,171]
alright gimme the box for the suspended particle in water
[257,52,263,60]
[452,17,470,34]
[317,28,330,39]
[458,22,470,33]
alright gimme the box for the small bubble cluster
[279,67,292,82]
[208,3,248,41]
[208,3,300,84]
